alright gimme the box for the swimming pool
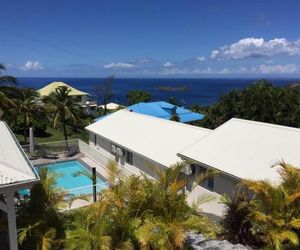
[35,160,109,196]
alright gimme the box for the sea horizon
[17,77,300,106]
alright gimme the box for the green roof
[38,81,89,96]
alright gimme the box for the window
[94,135,97,146]
[126,151,133,165]
[198,166,214,191]
[207,177,214,190]
[191,164,197,175]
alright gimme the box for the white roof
[0,121,38,189]
[85,110,211,167]
[179,118,300,182]
[98,102,124,110]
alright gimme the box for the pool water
[35,160,108,196]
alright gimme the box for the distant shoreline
[16,77,299,106]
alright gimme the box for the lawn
[15,126,89,145]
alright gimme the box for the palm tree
[43,86,80,146]
[17,168,66,250]
[9,87,41,144]
[0,63,17,118]
[66,207,112,249]
[242,162,300,250]
[221,184,260,246]
[66,161,218,249]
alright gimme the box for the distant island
[158,85,188,92]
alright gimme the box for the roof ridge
[230,118,300,133]
[120,109,211,132]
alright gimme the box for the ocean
[17,77,299,106]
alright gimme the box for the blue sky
[2,0,300,77]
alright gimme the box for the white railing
[65,182,109,198]
[78,140,137,180]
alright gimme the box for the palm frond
[193,168,219,188]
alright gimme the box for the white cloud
[265,59,274,64]
[211,37,300,60]
[218,68,231,74]
[162,67,213,75]
[193,67,212,74]
[196,56,206,62]
[163,62,173,67]
[103,62,134,69]
[211,50,220,59]
[217,64,298,74]
[138,59,150,64]
[258,64,297,74]
[21,61,44,71]
[236,67,248,73]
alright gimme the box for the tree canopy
[127,90,152,105]
[194,79,300,129]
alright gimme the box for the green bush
[12,116,48,137]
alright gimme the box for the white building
[86,112,300,217]
[0,121,39,250]
[178,118,300,196]
[85,109,211,179]
[98,102,124,110]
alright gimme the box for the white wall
[89,132,164,179]
[89,132,239,197]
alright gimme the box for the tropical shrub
[66,163,217,249]
[221,185,261,246]
[222,162,300,250]
[12,115,48,137]
[17,162,218,249]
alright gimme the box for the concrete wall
[89,132,163,179]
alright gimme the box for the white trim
[6,192,18,250]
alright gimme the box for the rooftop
[0,121,39,190]
[126,101,204,123]
[86,110,211,167]
[98,102,124,110]
[38,81,89,97]
[179,118,300,182]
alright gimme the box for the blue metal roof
[126,101,204,123]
